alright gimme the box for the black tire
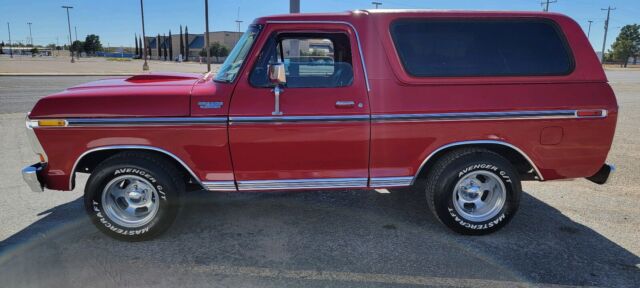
[84,151,184,241]
[425,148,521,235]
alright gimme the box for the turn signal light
[37,119,67,127]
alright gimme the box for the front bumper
[586,163,615,185]
[22,163,45,192]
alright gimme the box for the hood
[29,73,204,118]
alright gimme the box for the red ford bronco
[22,10,617,241]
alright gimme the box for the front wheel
[425,148,522,235]
[84,151,183,241]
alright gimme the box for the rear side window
[390,19,574,77]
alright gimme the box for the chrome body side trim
[230,115,370,124]
[203,181,237,191]
[370,176,413,187]
[412,140,544,184]
[70,145,205,190]
[372,110,605,122]
[237,177,368,191]
[65,117,227,127]
[265,20,371,91]
[25,115,49,162]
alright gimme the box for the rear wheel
[84,151,183,241]
[425,148,521,235]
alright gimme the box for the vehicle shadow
[0,188,638,287]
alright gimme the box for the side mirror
[268,63,287,85]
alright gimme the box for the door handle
[335,101,355,108]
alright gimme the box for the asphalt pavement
[0,74,638,287]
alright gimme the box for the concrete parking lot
[0,72,639,287]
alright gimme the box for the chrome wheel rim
[101,175,159,228]
[452,171,506,222]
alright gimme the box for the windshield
[214,25,261,83]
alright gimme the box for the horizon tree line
[134,25,231,62]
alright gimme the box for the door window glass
[250,33,354,88]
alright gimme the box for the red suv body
[22,10,617,240]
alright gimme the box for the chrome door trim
[70,145,206,190]
[230,115,370,124]
[65,117,227,127]
[372,109,606,123]
[412,140,544,184]
[265,20,371,91]
[370,176,413,188]
[203,181,237,191]
[237,177,368,191]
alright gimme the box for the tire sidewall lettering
[448,162,512,230]
[92,166,167,236]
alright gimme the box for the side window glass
[250,33,354,88]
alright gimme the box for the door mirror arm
[268,63,286,115]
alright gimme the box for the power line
[600,6,616,64]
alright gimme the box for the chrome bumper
[586,163,615,185]
[22,163,45,192]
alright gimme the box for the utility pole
[289,0,300,57]
[74,26,78,41]
[600,6,616,64]
[541,0,557,12]
[372,2,382,9]
[61,6,74,63]
[204,0,211,71]
[27,22,33,46]
[140,0,149,70]
[7,22,12,58]
[290,0,300,13]
[587,20,593,39]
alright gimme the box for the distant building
[146,31,242,61]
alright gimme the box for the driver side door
[228,23,370,191]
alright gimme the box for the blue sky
[1,0,638,53]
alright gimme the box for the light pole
[140,0,149,70]
[204,0,211,71]
[587,20,593,39]
[61,6,74,63]
[235,7,243,33]
[372,1,382,9]
[27,22,33,46]
[7,22,12,58]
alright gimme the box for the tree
[0,41,4,54]
[82,34,102,55]
[184,26,189,62]
[168,30,173,61]
[134,35,139,57]
[163,34,168,61]
[204,42,230,63]
[30,47,39,57]
[147,37,152,60]
[71,40,84,56]
[156,34,161,60]
[179,25,184,60]
[610,24,640,67]
[138,37,143,58]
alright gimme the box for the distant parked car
[22,10,617,241]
